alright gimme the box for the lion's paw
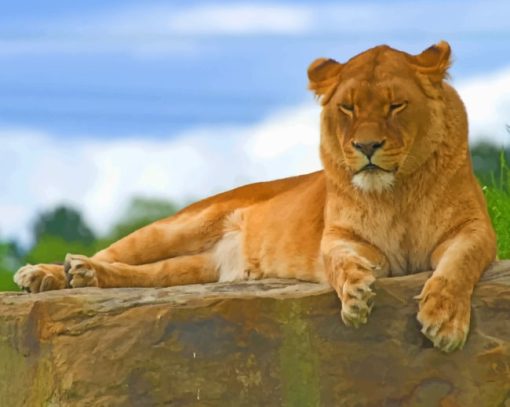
[64,254,99,288]
[14,264,66,293]
[340,271,376,328]
[416,276,470,353]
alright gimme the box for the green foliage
[482,151,510,259]
[0,241,22,271]
[0,197,179,291]
[0,269,17,291]
[24,235,97,265]
[0,242,19,291]
[471,142,510,186]
[0,242,22,291]
[24,205,99,267]
[33,205,95,245]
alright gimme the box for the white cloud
[2,1,510,57]
[0,3,311,56]
[88,3,312,39]
[83,1,510,39]
[456,68,510,145]
[317,1,510,35]
[163,4,311,35]
[0,104,321,246]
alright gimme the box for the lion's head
[308,41,460,193]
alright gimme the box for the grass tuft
[483,150,510,259]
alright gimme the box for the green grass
[483,151,510,259]
[0,269,18,292]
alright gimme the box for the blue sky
[1,1,510,138]
[1,1,510,245]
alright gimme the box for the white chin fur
[352,171,395,193]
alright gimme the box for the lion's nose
[352,140,385,158]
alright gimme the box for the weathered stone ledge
[1,261,510,406]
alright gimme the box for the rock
[1,262,510,406]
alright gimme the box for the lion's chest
[341,203,440,276]
[368,222,432,276]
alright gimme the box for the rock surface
[1,262,510,406]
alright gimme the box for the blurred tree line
[0,197,179,291]
[471,142,510,186]
[1,142,509,291]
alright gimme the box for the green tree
[471,142,510,186]
[26,205,97,265]
[0,240,23,271]
[24,235,97,265]
[33,205,96,245]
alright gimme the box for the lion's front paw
[340,270,376,328]
[64,254,99,288]
[14,264,66,293]
[416,276,470,353]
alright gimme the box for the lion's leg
[14,248,220,293]
[64,252,218,288]
[417,220,496,353]
[321,227,390,327]
[13,207,226,293]
[92,207,227,266]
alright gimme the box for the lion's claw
[417,276,470,353]
[13,264,66,293]
[340,272,376,328]
[64,254,99,288]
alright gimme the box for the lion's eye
[339,103,354,115]
[389,101,408,113]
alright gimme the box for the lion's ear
[307,58,343,104]
[410,41,452,83]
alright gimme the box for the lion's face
[309,42,452,193]
[327,66,432,193]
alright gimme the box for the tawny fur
[14,42,496,352]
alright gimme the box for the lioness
[14,41,496,352]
